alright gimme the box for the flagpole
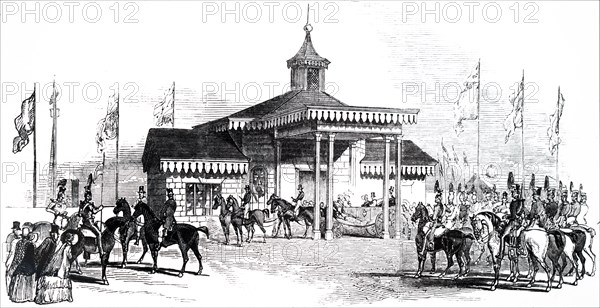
[100,151,106,232]
[520,70,525,198]
[50,79,58,199]
[172,81,175,128]
[33,83,37,208]
[476,59,481,179]
[556,86,560,190]
[115,90,120,200]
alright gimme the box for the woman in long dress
[35,232,78,304]
[8,227,37,303]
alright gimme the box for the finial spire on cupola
[287,4,330,91]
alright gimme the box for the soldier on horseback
[79,190,104,256]
[496,183,525,259]
[46,179,69,227]
[524,187,543,229]
[544,188,560,229]
[160,188,177,246]
[557,184,571,228]
[292,184,305,218]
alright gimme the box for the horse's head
[113,197,130,216]
[212,194,225,210]
[226,195,239,209]
[411,202,428,223]
[267,193,277,205]
[132,201,146,219]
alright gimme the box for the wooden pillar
[275,140,281,196]
[382,135,391,239]
[313,132,322,240]
[395,135,403,239]
[325,133,335,240]
[349,141,356,188]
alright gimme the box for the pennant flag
[12,89,36,153]
[49,81,59,106]
[154,82,175,127]
[547,87,565,155]
[503,76,524,143]
[438,153,444,177]
[92,162,104,182]
[453,61,480,136]
[451,145,460,163]
[441,138,450,160]
[95,91,119,153]
[462,151,468,165]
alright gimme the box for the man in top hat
[160,188,178,246]
[47,180,69,227]
[34,224,59,277]
[497,184,525,259]
[292,184,305,217]
[133,186,147,245]
[5,221,22,290]
[79,190,104,256]
[241,185,252,218]
[493,191,509,214]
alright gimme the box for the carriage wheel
[374,213,384,238]
[333,221,343,239]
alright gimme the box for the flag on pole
[441,138,450,160]
[49,81,59,107]
[454,62,480,136]
[438,153,444,177]
[503,76,524,143]
[154,82,175,127]
[547,87,565,155]
[12,89,36,153]
[463,151,468,165]
[95,92,119,153]
[92,162,104,182]
[451,145,460,163]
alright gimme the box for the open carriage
[320,207,398,239]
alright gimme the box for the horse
[233,196,271,243]
[112,198,140,268]
[212,195,271,244]
[471,211,577,291]
[411,202,474,279]
[568,224,597,277]
[226,195,247,246]
[131,201,209,277]
[267,194,317,239]
[67,215,132,285]
[213,194,233,245]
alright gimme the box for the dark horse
[267,194,318,239]
[411,202,474,279]
[112,198,140,268]
[213,194,271,244]
[66,214,132,285]
[131,201,209,277]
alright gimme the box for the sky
[1,1,598,222]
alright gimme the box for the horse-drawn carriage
[320,207,397,239]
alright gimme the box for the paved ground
[2,208,599,307]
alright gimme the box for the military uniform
[241,185,252,218]
[497,184,525,258]
[79,192,104,256]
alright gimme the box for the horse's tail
[262,209,270,218]
[196,226,210,239]
[549,230,566,251]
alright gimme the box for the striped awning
[160,160,248,177]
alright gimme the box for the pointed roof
[287,29,330,69]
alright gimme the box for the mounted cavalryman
[79,188,104,256]
[496,172,525,259]
[47,179,69,227]
[556,182,571,228]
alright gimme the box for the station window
[185,183,220,216]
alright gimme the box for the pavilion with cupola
[142,22,437,240]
